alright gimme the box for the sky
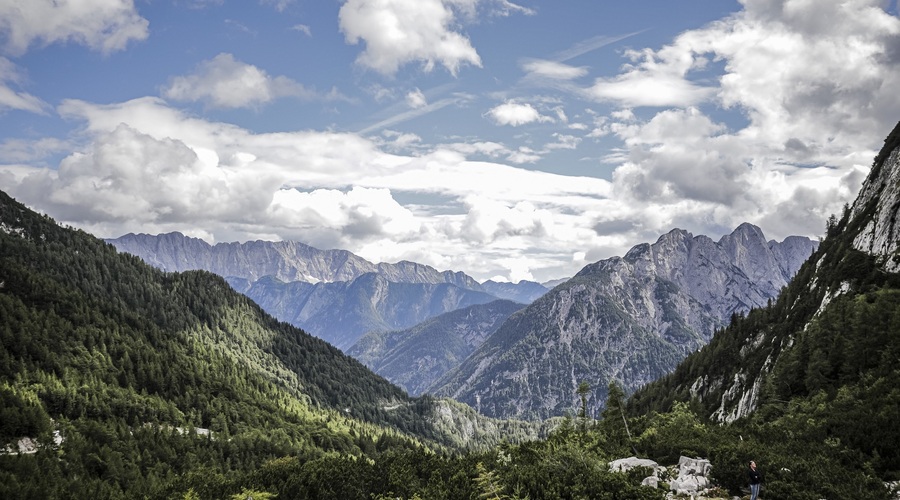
[1,0,899,284]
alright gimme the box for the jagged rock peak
[580,224,814,288]
[632,121,900,426]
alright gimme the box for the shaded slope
[349,300,525,395]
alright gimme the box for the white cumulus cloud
[0,0,149,56]
[586,46,715,107]
[587,0,900,242]
[2,97,615,282]
[486,100,554,126]
[406,88,427,108]
[162,53,327,109]
[339,0,482,75]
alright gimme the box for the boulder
[609,456,667,489]
[678,456,712,477]
[669,456,713,496]
[609,456,661,473]
[669,474,709,495]
[642,476,659,488]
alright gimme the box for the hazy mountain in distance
[480,280,549,304]
[349,300,526,395]
[227,273,499,350]
[108,231,482,289]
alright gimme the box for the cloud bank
[0,0,148,56]
[162,53,326,109]
[1,0,898,284]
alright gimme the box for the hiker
[749,460,762,500]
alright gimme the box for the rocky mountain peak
[432,223,817,420]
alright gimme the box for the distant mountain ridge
[431,223,818,420]
[227,273,499,350]
[480,280,549,304]
[109,231,481,289]
[108,232,529,349]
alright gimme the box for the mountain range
[632,120,900,424]
[429,223,818,420]
[108,232,550,350]
[108,231,481,288]
[110,222,816,421]
[4,120,900,498]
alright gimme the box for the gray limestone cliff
[852,145,900,272]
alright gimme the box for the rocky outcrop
[852,148,900,272]
[1,431,64,455]
[431,224,816,420]
[668,456,713,496]
[609,456,667,488]
[608,456,715,496]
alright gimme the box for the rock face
[349,300,526,395]
[609,456,666,489]
[851,127,900,273]
[430,224,817,420]
[668,456,713,496]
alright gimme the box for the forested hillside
[0,189,539,498]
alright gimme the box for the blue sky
[1,0,899,283]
